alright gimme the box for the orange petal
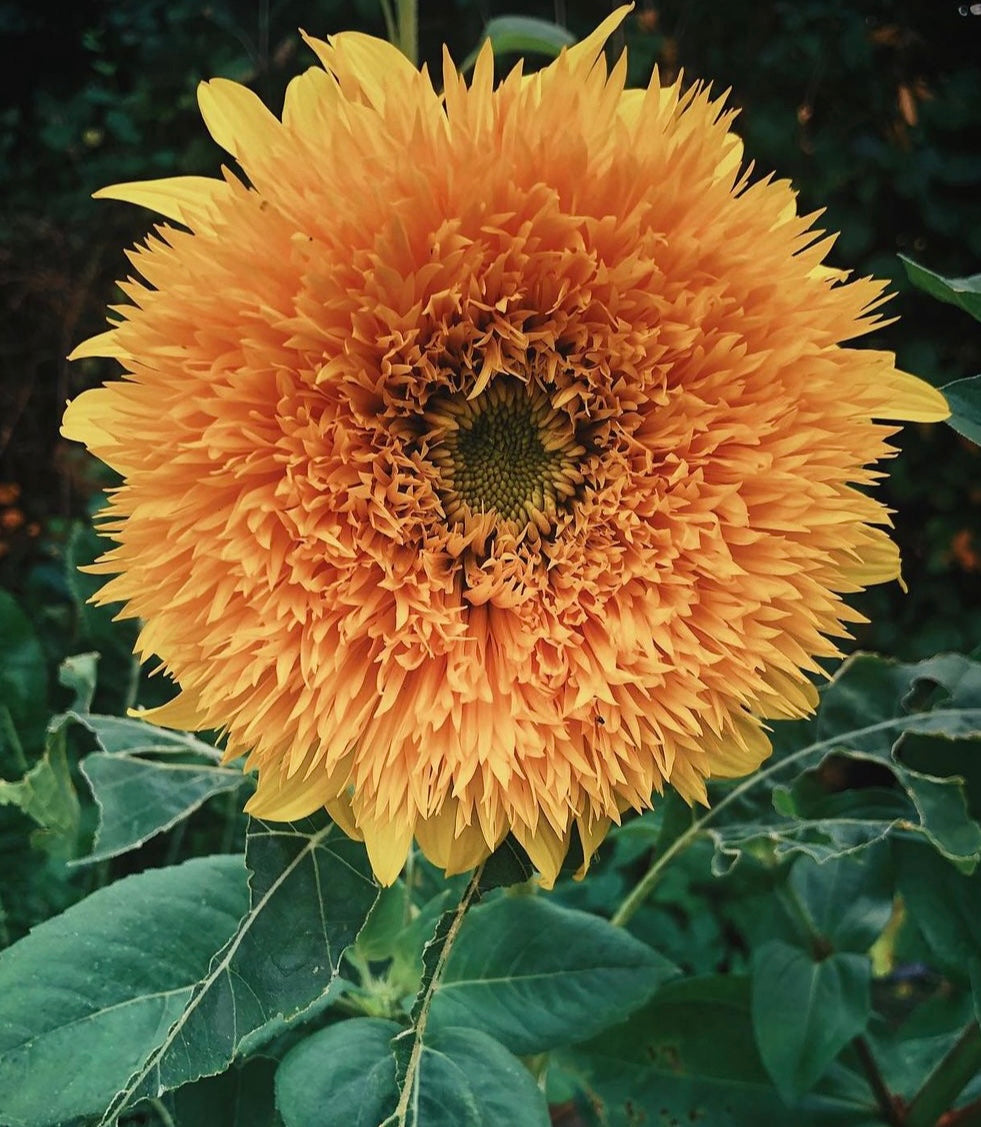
[563,5,633,73]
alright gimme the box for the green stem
[396,0,418,66]
[906,1023,981,1127]
[149,1098,177,1127]
[385,863,484,1126]
[610,706,969,927]
[377,0,397,44]
[852,1036,903,1127]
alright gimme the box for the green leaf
[460,15,576,73]
[0,590,47,754]
[752,940,871,1101]
[894,837,981,978]
[901,255,981,322]
[428,897,679,1055]
[941,376,981,445]
[71,712,243,862]
[80,752,244,863]
[277,1018,399,1127]
[403,1026,549,1126]
[971,960,981,1029]
[0,721,80,858]
[561,976,879,1125]
[103,815,379,1122]
[73,712,224,759]
[707,654,981,874]
[355,881,410,962]
[788,844,894,953]
[0,854,248,1127]
[276,1019,549,1127]
[58,651,99,713]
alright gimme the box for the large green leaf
[752,941,871,1101]
[71,711,243,862]
[102,815,379,1122]
[0,854,247,1127]
[561,976,880,1126]
[705,654,981,873]
[276,1018,549,1127]
[901,255,981,322]
[80,752,244,862]
[788,845,894,953]
[894,837,981,977]
[460,15,576,73]
[428,897,678,1055]
[0,718,79,857]
[277,1018,398,1127]
[940,376,981,445]
[0,590,47,754]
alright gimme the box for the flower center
[424,378,585,530]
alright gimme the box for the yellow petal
[847,526,904,590]
[574,814,612,880]
[325,789,363,841]
[68,330,129,362]
[358,809,414,885]
[563,5,633,73]
[61,391,115,449]
[128,689,207,732]
[873,369,950,423]
[197,78,280,161]
[302,31,419,114]
[415,803,493,874]
[715,132,744,183]
[512,819,571,890]
[245,763,329,821]
[93,176,228,230]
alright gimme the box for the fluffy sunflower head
[63,8,947,886]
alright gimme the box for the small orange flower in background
[62,8,948,886]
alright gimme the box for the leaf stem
[396,0,418,66]
[387,864,484,1125]
[149,1098,177,1127]
[610,707,969,927]
[941,1093,981,1126]
[852,1036,903,1126]
[906,1022,981,1127]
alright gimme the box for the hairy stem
[387,864,484,1125]
[906,1022,981,1127]
[396,0,418,66]
[377,0,397,44]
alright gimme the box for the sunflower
[63,8,948,886]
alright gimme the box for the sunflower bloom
[63,9,948,886]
